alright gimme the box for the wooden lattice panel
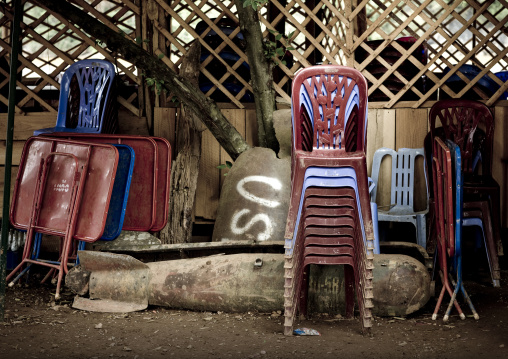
[1,0,507,112]
[0,0,142,115]
[354,0,508,107]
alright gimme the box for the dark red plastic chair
[285,186,372,331]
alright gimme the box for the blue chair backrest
[56,59,116,133]
[371,147,428,210]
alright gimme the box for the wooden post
[159,42,205,244]
[345,0,354,67]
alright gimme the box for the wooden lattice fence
[2,0,506,115]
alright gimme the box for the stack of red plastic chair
[284,65,375,335]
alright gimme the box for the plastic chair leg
[463,218,501,287]
[433,270,465,321]
[416,215,427,250]
[370,202,380,255]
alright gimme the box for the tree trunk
[36,0,250,161]
[159,42,204,244]
[234,1,279,154]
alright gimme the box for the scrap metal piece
[72,251,150,312]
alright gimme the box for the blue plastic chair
[370,147,429,249]
[34,59,117,135]
[495,71,508,100]
[444,64,501,100]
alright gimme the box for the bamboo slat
[245,108,258,147]
[0,141,24,166]
[219,109,245,189]
[395,108,428,150]
[0,113,55,140]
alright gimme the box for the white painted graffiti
[230,175,283,242]
[236,175,282,208]
[231,209,273,242]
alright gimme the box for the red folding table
[8,137,119,298]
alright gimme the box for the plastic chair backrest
[291,65,368,153]
[370,147,428,210]
[429,99,494,176]
[56,59,116,133]
[432,137,455,257]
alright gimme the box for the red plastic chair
[285,186,372,332]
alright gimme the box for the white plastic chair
[370,147,429,249]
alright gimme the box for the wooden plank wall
[153,103,508,227]
[152,106,258,222]
[2,105,507,229]
[189,108,256,221]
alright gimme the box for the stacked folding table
[284,65,375,335]
[7,134,171,299]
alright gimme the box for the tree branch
[235,1,279,153]
[35,0,250,160]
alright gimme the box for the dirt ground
[1,260,507,359]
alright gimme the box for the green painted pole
[1,0,23,322]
